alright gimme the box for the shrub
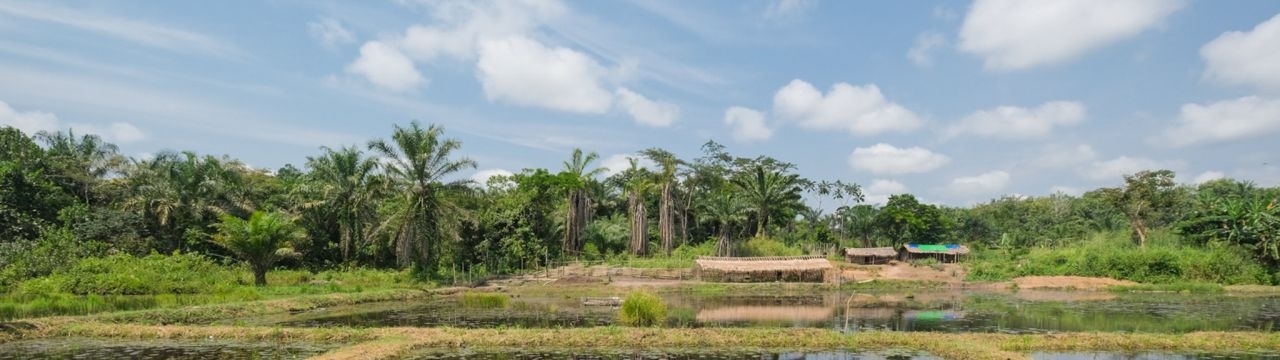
[459,292,509,309]
[739,236,802,257]
[14,253,238,296]
[0,228,106,289]
[618,291,667,327]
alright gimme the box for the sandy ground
[840,261,967,284]
[1011,276,1136,290]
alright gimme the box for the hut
[844,247,898,264]
[694,256,833,283]
[900,243,969,263]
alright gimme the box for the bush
[15,253,238,296]
[739,236,802,257]
[618,291,667,327]
[458,292,509,309]
[670,241,716,259]
[0,228,106,289]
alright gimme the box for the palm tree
[306,146,382,264]
[122,151,247,252]
[732,165,803,238]
[561,148,605,257]
[35,129,125,205]
[368,121,476,270]
[700,189,747,256]
[641,148,681,256]
[212,211,305,286]
[621,158,653,256]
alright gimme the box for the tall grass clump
[618,291,667,327]
[459,292,509,309]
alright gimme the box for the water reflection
[272,290,1280,334]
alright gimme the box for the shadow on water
[0,338,332,360]
[269,289,1280,334]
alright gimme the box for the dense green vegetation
[2,122,1280,296]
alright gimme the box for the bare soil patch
[1012,276,1136,290]
[840,261,966,284]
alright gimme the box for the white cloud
[1160,96,1280,147]
[948,101,1086,140]
[0,100,145,143]
[723,106,773,143]
[470,168,514,188]
[1192,171,1226,184]
[308,18,355,49]
[864,179,907,205]
[1082,156,1179,181]
[616,88,678,127]
[949,170,1011,195]
[907,31,947,67]
[958,0,1184,70]
[764,0,818,20]
[347,41,424,92]
[601,153,655,177]
[772,79,923,136]
[1201,13,1280,90]
[395,0,566,61]
[1049,185,1084,196]
[848,143,950,175]
[0,100,59,135]
[1033,144,1098,169]
[0,1,244,59]
[476,36,613,114]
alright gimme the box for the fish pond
[0,337,333,360]
[261,288,1280,334]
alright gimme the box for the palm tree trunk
[252,264,268,286]
[756,206,767,238]
[716,223,731,257]
[659,183,673,256]
[629,194,647,256]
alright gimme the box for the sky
[2,0,1280,207]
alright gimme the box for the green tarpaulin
[915,244,949,252]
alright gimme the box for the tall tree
[212,211,305,286]
[1100,170,1175,247]
[122,151,247,252]
[700,189,747,256]
[620,158,653,256]
[732,165,803,237]
[560,148,605,257]
[368,122,476,271]
[306,146,382,264]
[35,129,125,205]
[641,148,680,256]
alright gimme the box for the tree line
[2,122,1278,285]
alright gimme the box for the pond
[0,337,333,360]
[405,349,940,360]
[269,289,1280,334]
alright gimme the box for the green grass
[458,293,509,309]
[618,291,667,327]
[1109,282,1225,293]
[965,230,1269,285]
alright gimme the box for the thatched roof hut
[694,256,833,283]
[901,243,969,263]
[844,247,898,264]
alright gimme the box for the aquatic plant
[618,291,667,327]
[458,293,509,309]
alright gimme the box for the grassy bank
[966,231,1271,285]
[18,323,1280,360]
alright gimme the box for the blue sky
[2,0,1280,206]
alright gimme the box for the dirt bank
[1012,276,1136,290]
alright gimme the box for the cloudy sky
[2,0,1279,206]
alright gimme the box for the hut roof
[844,247,898,257]
[694,256,833,273]
[903,243,970,255]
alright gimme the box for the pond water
[1030,352,1280,360]
[0,338,333,360]
[272,289,1280,334]
[406,349,940,360]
